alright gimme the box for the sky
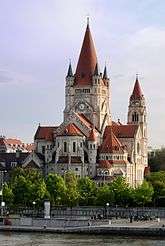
[0,0,165,147]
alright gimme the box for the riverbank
[1,221,165,237]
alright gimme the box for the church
[23,21,148,187]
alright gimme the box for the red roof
[100,126,124,154]
[98,160,127,168]
[88,128,96,141]
[6,138,22,145]
[58,123,83,137]
[34,126,57,141]
[131,76,143,100]
[76,113,93,129]
[112,124,138,138]
[75,23,97,86]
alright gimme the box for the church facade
[24,22,148,187]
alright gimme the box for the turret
[87,128,97,177]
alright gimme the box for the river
[0,232,165,246]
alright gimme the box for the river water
[0,233,165,246]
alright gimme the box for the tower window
[73,142,76,152]
[132,112,139,123]
[64,142,67,152]
[42,146,45,154]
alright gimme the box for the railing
[4,206,165,219]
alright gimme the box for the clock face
[78,103,85,111]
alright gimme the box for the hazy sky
[0,0,165,147]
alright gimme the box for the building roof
[100,126,124,154]
[34,126,58,141]
[98,159,127,169]
[130,75,144,100]
[74,23,97,86]
[88,128,97,141]
[0,152,29,170]
[57,123,83,137]
[112,124,138,138]
[57,156,82,164]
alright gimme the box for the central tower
[64,22,111,132]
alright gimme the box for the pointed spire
[67,61,73,77]
[94,62,99,76]
[103,65,108,79]
[75,21,97,86]
[88,128,96,141]
[130,74,143,100]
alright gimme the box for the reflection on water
[0,232,165,246]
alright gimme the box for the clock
[78,102,85,111]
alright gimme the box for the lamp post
[106,202,109,219]
[0,170,6,217]
[32,201,36,217]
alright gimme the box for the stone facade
[26,22,148,187]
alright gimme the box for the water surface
[0,232,164,246]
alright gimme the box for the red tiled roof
[88,128,96,141]
[98,159,127,168]
[112,124,138,138]
[6,139,22,145]
[57,156,82,163]
[101,126,124,154]
[34,126,58,141]
[130,77,143,100]
[74,23,97,86]
[76,113,93,129]
[58,123,83,137]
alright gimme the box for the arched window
[132,112,139,123]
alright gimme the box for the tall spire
[67,61,73,77]
[130,74,143,100]
[103,65,108,79]
[94,62,99,76]
[75,21,97,86]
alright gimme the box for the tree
[64,171,79,207]
[133,181,154,206]
[96,184,115,206]
[77,177,97,205]
[149,148,165,172]
[10,168,47,207]
[146,171,165,201]
[46,173,66,205]
[3,183,14,207]
[110,177,133,206]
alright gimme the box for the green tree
[133,181,154,206]
[146,171,165,200]
[96,184,115,206]
[3,183,14,207]
[46,173,66,205]
[11,168,47,207]
[77,177,97,205]
[64,171,79,207]
[149,148,165,172]
[110,177,133,206]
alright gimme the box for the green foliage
[110,177,133,206]
[10,168,47,207]
[77,177,97,205]
[46,173,66,205]
[149,148,165,172]
[133,181,154,206]
[64,171,79,207]
[96,185,115,206]
[3,183,14,207]
[146,171,165,199]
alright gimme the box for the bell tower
[127,74,148,169]
[63,21,111,132]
